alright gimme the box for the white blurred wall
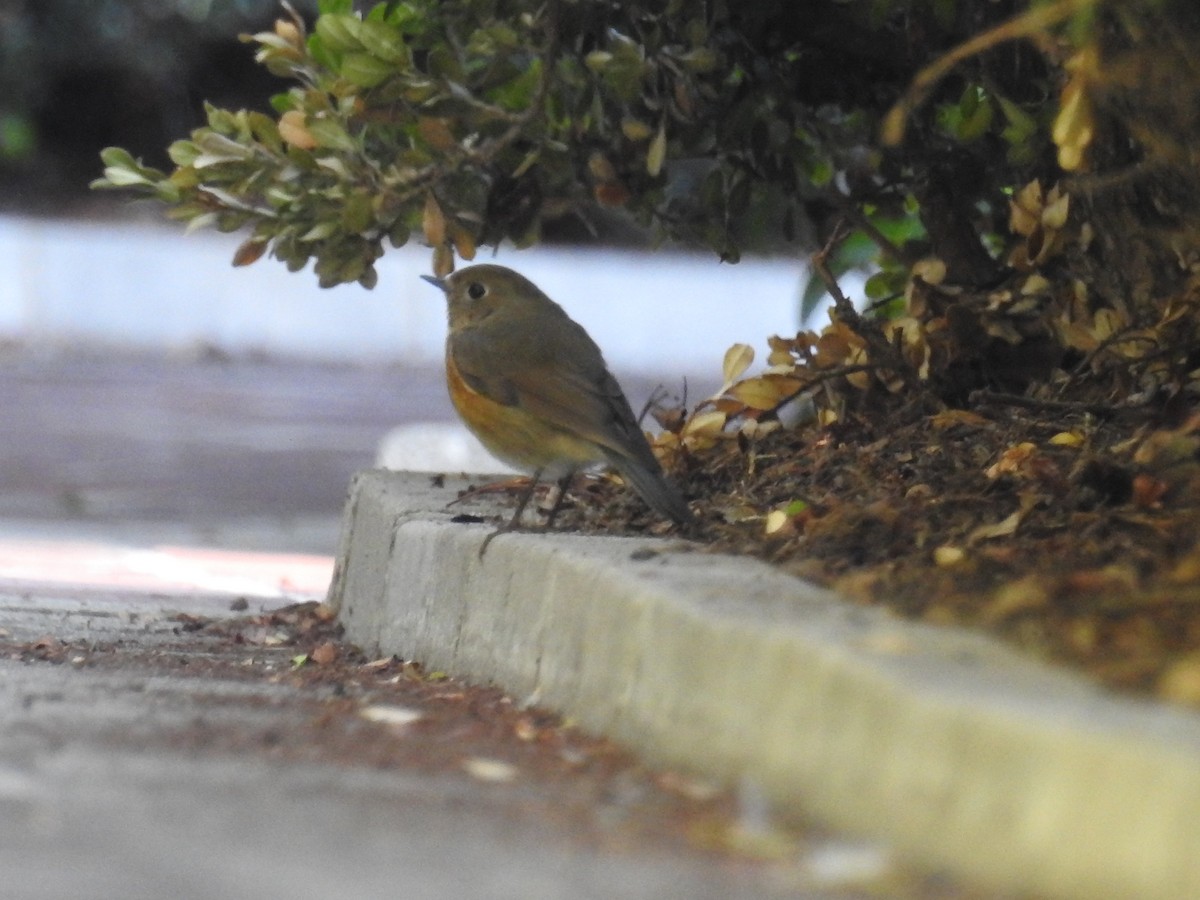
[0,214,810,375]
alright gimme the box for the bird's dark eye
[467,282,487,300]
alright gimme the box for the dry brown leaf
[417,116,457,151]
[278,110,317,150]
[968,492,1039,544]
[422,193,447,246]
[1009,181,1043,236]
[310,641,338,665]
[980,574,1050,624]
[911,257,947,285]
[930,409,991,430]
[727,376,802,411]
[985,442,1038,480]
[232,237,269,268]
[432,243,454,277]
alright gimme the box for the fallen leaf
[360,705,423,727]
[933,545,966,567]
[310,641,338,665]
[462,757,518,782]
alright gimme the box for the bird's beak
[420,274,448,293]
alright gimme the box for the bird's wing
[449,317,660,472]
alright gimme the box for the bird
[421,264,692,545]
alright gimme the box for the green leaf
[388,220,411,248]
[865,269,900,301]
[937,84,994,143]
[340,52,397,87]
[799,271,831,323]
[167,140,201,167]
[783,499,808,516]
[0,113,36,160]
[306,118,357,151]
[341,190,375,233]
[678,47,720,74]
[97,165,154,188]
[318,0,354,16]
[316,13,363,53]
[487,58,541,111]
[192,131,254,167]
[99,146,139,170]
[357,20,410,64]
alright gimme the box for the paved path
[0,351,448,528]
[0,349,945,899]
[0,583,875,900]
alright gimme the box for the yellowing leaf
[727,376,802,411]
[720,343,755,388]
[278,110,316,150]
[274,18,303,49]
[588,152,618,182]
[682,409,727,438]
[1042,188,1070,230]
[764,509,792,536]
[1021,273,1050,295]
[1053,57,1095,171]
[1093,307,1124,340]
[646,123,667,177]
[933,545,966,567]
[911,257,947,285]
[1048,431,1084,447]
[621,118,653,141]
[1009,180,1043,236]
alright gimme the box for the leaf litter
[535,180,1200,709]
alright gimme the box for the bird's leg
[479,467,543,557]
[506,467,544,529]
[543,470,576,529]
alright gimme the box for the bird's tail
[605,452,693,527]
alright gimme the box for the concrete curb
[328,469,1200,900]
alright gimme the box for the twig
[811,223,858,323]
[969,389,1123,418]
[881,0,1097,147]
[836,201,910,267]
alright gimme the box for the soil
[511,381,1200,710]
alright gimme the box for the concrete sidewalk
[0,348,944,900]
[329,468,1200,900]
[0,575,854,900]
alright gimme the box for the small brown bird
[422,264,692,537]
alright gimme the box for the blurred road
[0,350,448,535]
[0,348,682,549]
